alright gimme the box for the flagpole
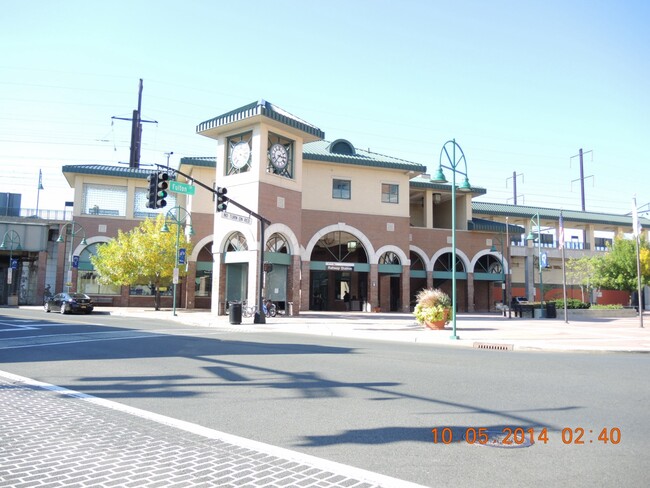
[36,169,44,217]
[560,210,568,323]
[633,197,644,328]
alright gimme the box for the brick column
[401,265,411,312]
[300,260,310,312]
[467,272,475,312]
[185,261,196,309]
[289,255,302,315]
[369,264,379,311]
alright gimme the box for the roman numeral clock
[267,134,293,178]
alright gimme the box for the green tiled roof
[472,201,650,227]
[62,164,153,179]
[197,100,325,139]
[469,218,525,234]
[409,175,487,196]
[179,157,215,168]
[304,140,426,173]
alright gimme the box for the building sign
[326,262,355,271]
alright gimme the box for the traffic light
[156,172,169,208]
[146,171,169,209]
[146,173,158,209]
[216,186,228,212]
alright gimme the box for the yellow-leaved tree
[91,215,193,310]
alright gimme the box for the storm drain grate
[473,342,513,351]
[466,430,534,448]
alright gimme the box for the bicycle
[263,299,277,318]
[242,301,257,318]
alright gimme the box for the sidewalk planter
[560,308,638,319]
[424,309,450,330]
[413,288,452,329]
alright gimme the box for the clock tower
[197,100,325,315]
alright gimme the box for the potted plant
[413,288,452,329]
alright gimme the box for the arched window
[266,233,289,253]
[410,252,426,271]
[434,253,465,272]
[379,251,401,265]
[225,232,248,252]
[311,231,367,263]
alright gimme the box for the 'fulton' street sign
[169,181,196,196]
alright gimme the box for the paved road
[1,307,648,487]
[1,371,424,487]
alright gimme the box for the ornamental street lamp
[1,230,22,298]
[431,139,472,340]
[56,222,87,292]
[162,206,194,316]
[525,213,544,318]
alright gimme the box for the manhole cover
[465,430,534,448]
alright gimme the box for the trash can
[229,301,242,325]
[546,302,557,319]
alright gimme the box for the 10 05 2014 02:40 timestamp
[432,427,621,445]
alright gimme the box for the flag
[38,169,44,190]
[558,211,564,249]
[632,198,640,237]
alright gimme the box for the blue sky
[2,0,648,216]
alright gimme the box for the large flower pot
[424,309,449,329]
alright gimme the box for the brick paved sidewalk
[0,372,424,488]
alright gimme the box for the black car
[44,292,94,314]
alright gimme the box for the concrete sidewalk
[108,308,650,353]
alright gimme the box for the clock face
[269,143,289,169]
[231,141,251,169]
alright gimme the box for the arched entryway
[309,230,369,311]
[223,231,250,305]
[378,250,402,312]
[264,232,292,313]
[433,251,469,312]
[473,251,506,312]
[409,250,428,310]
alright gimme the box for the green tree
[565,255,598,303]
[592,234,650,292]
[90,215,193,310]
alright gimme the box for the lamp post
[161,206,193,316]
[56,222,87,293]
[1,230,22,299]
[489,234,507,314]
[431,139,472,340]
[36,169,44,217]
[525,213,544,318]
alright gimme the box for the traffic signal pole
[160,165,271,322]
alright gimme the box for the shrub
[413,288,452,325]
[552,299,590,309]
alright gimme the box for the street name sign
[169,181,196,196]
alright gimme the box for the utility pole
[506,171,524,205]
[112,79,158,168]
[570,148,593,211]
